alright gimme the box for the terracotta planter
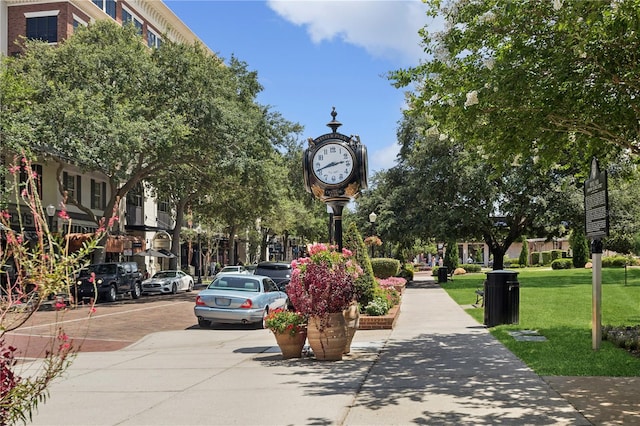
[343,302,360,354]
[273,329,307,359]
[307,313,347,361]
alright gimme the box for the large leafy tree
[392,0,638,174]
[369,113,582,270]
[2,21,198,261]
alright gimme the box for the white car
[142,270,194,295]
[214,265,250,279]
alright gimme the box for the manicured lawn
[442,267,640,376]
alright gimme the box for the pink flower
[58,210,70,221]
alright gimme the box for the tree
[443,239,459,271]
[518,237,529,267]
[391,0,638,175]
[343,221,375,310]
[373,113,582,270]
[570,227,590,268]
[2,21,196,261]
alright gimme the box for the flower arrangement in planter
[265,309,307,336]
[286,243,362,360]
[287,243,362,322]
[265,308,307,359]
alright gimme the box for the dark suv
[255,261,292,290]
[73,262,142,302]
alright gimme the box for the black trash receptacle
[437,266,448,283]
[483,270,519,327]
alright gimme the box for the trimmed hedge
[371,258,401,279]
[551,258,573,269]
[602,255,638,268]
[461,263,481,273]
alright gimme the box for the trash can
[437,266,448,283]
[483,270,519,327]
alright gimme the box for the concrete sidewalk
[25,276,590,425]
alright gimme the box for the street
[5,290,208,360]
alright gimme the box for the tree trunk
[169,198,188,271]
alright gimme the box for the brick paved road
[5,291,201,360]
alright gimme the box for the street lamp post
[195,225,203,284]
[46,204,56,232]
[368,211,377,258]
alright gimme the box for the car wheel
[187,280,193,292]
[256,308,268,329]
[105,285,117,303]
[131,282,141,299]
[198,318,211,328]
[171,283,178,294]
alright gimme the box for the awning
[65,233,94,252]
[134,248,176,258]
[105,235,146,253]
[64,233,146,253]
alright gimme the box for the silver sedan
[194,274,288,329]
[142,270,194,295]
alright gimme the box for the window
[73,14,87,31]
[127,183,143,207]
[92,0,116,19]
[122,8,143,34]
[19,164,43,200]
[158,196,170,213]
[26,15,57,43]
[63,172,81,203]
[147,29,161,48]
[91,179,107,210]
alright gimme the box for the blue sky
[164,0,431,175]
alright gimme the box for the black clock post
[303,108,368,250]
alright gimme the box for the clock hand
[317,161,339,172]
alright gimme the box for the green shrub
[509,263,522,268]
[570,227,590,268]
[364,298,389,316]
[461,263,481,273]
[397,263,414,281]
[519,239,529,267]
[531,252,541,265]
[551,258,573,269]
[371,258,400,279]
[602,255,637,268]
[541,251,552,265]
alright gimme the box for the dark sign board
[584,158,609,239]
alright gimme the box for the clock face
[312,142,354,185]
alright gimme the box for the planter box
[358,304,400,330]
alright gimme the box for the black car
[73,262,142,302]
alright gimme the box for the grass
[442,267,640,376]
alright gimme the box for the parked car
[194,274,288,329]
[73,262,142,302]
[254,261,292,287]
[142,270,194,295]
[214,265,250,279]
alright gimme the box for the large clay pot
[307,313,347,361]
[343,302,360,354]
[273,330,307,359]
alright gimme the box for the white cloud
[370,142,399,173]
[267,0,429,64]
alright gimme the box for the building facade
[1,0,208,275]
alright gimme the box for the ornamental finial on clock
[327,106,342,133]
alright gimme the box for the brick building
[0,0,210,275]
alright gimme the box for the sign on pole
[584,157,608,350]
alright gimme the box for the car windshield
[208,277,259,292]
[86,264,117,275]
[154,272,176,278]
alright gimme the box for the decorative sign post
[303,108,368,250]
[584,157,609,350]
